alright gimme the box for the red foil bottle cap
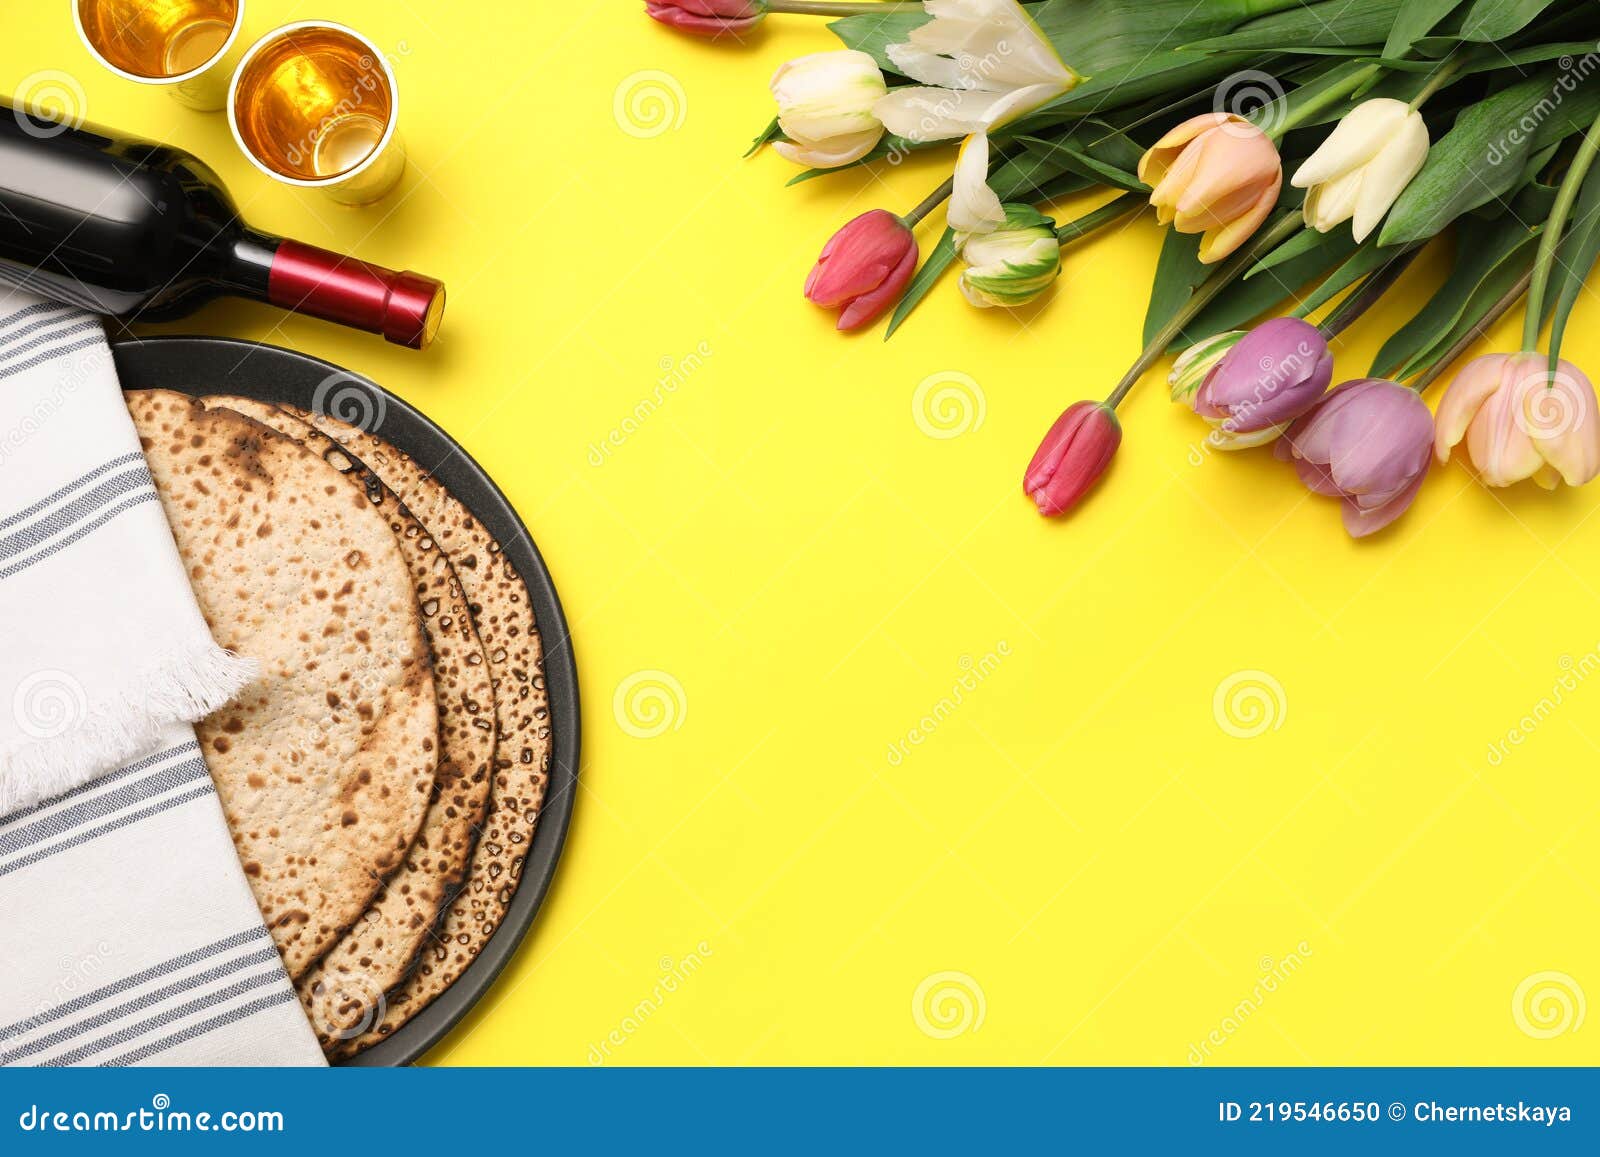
[268,239,446,349]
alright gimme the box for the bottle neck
[229,228,445,350]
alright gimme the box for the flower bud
[1291,98,1429,242]
[1024,401,1121,516]
[1137,113,1282,264]
[955,204,1061,309]
[1434,352,1600,489]
[1276,379,1433,537]
[1190,317,1333,449]
[1169,330,1246,402]
[646,0,766,37]
[804,210,918,332]
[770,50,887,169]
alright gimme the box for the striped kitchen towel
[0,297,259,807]
[0,293,324,1066]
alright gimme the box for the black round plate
[111,336,580,1067]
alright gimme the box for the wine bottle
[0,99,444,349]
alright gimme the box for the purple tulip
[1275,378,1434,538]
[1192,317,1333,438]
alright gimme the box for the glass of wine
[227,21,406,207]
[73,0,247,112]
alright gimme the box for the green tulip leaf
[884,228,958,342]
[1545,159,1600,370]
[1461,40,1600,74]
[1295,240,1399,318]
[1378,71,1554,246]
[1383,0,1466,58]
[1015,136,1145,192]
[1183,0,1400,54]
[1395,246,1538,380]
[1143,228,1207,347]
[1175,228,1359,347]
[1247,224,1340,279]
[1371,201,1546,377]
[746,117,779,158]
[1459,0,1564,41]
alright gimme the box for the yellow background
[5,2,1598,1065]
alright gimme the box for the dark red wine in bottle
[0,99,444,348]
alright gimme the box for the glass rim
[72,0,248,87]
[226,18,401,190]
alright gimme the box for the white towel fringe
[0,643,258,816]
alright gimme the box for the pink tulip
[1434,352,1600,489]
[804,210,918,332]
[1276,379,1433,538]
[646,0,765,36]
[1024,401,1122,516]
[1137,113,1283,264]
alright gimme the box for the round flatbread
[196,397,497,1051]
[126,390,440,980]
[284,404,552,1057]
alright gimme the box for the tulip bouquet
[648,0,1600,537]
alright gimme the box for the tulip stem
[1269,63,1383,141]
[1411,268,1532,394]
[904,179,953,228]
[1104,211,1303,409]
[1055,191,1143,245]
[1409,53,1465,112]
[1523,109,1600,351]
[766,1,924,14]
[1315,245,1421,340]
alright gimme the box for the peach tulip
[1434,353,1600,489]
[1137,113,1282,264]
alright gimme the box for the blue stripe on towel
[98,989,301,1068]
[0,784,214,880]
[0,754,210,859]
[0,926,269,1044]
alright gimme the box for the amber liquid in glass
[77,0,238,79]
[231,26,393,182]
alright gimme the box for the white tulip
[871,0,1078,236]
[770,50,888,169]
[950,132,1006,233]
[955,203,1061,309]
[873,0,1077,143]
[1291,98,1429,242]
